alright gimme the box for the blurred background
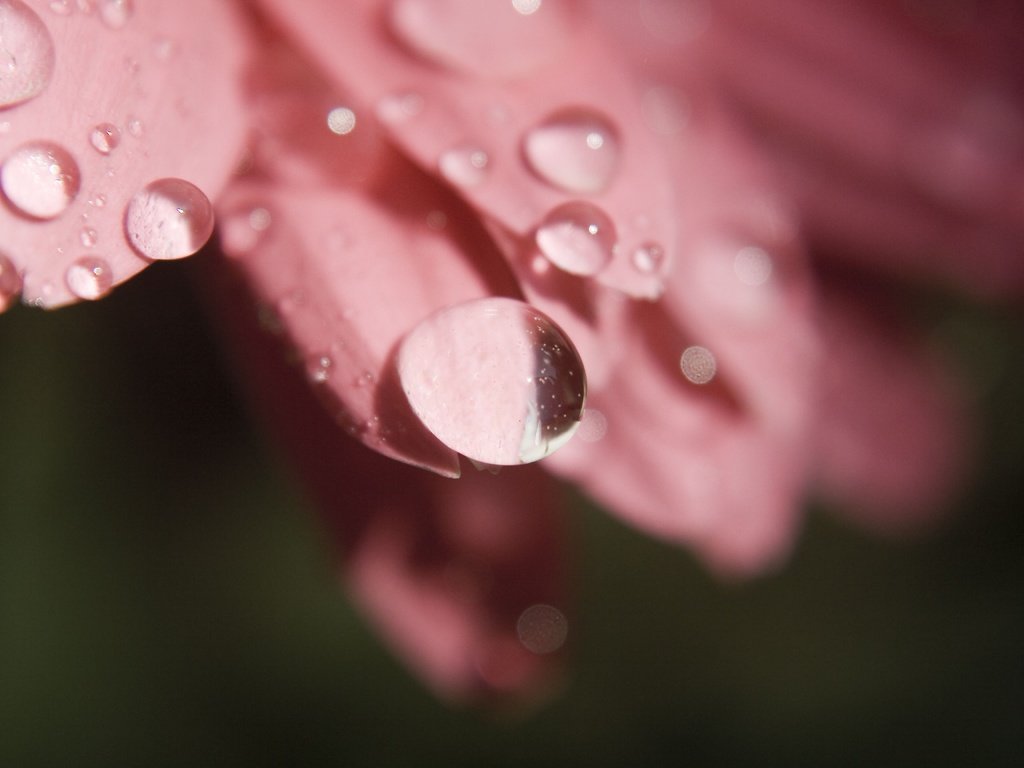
[1,257,1022,767]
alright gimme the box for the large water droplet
[124,178,215,260]
[438,145,490,187]
[97,0,131,29]
[398,297,586,465]
[516,604,568,654]
[680,345,716,385]
[65,256,113,299]
[0,251,22,311]
[89,122,121,155]
[534,201,616,276]
[523,108,620,194]
[0,0,56,108]
[1,141,80,219]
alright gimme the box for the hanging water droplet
[680,345,716,385]
[79,226,97,247]
[124,177,215,260]
[733,245,773,286]
[97,0,131,29]
[516,604,568,654]
[0,251,22,312]
[438,145,490,187]
[89,122,121,155]
[523,108,620,194]
[65,256,113,300]
[398,297,586,465]
[376,90,423,125]
[631,241,666,274]
[0,0,56,108]
[0,141,81,219]
[535,201,616,276]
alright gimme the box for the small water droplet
[326,106,356,135]
[516,604,568,654]
[88,192,107,208]
[76,0,95,13]
[89,122,121,155]
[153,37,175,61]
[376,91,423,124]
[535,201,616,276]
[124,177,215,260]
[79,226,97,247]
[221,205,271,255]
[126,116,144,137]
[48,0,73,16]
[0,0,56,108]
[306,354,332,384]
[680,345,716,385]
[97,0,131,29]
[438,145,490,187]
[0,141,81,219]
[512,0,542,14]
[398,297,586,465]
[523,108,620,194]
[0,252,23,312]
[352,370,375,388]
[734,245,773,286]
[65,256,113,299]
[631,240,666,274]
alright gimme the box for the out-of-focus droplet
[89,122,121,155]
[398,297,586,465]
[0,252,22,312]
[48,0,72,15]
[523,108,620,194]
[734,245,773,286]
[326,106,356,135]
[388,0,571,79]
[306,354,332,384]
[576,407,608,443]
[124,177,214,260]
[535,201,616,276]
[79,226,97,247]
[65,256,113,299]
[438,145,490,187]
[516,604,568,654]
[221,205,272,255]
[641,85,691,136]
[0,0,56,108]
[680,345,716,385]
[376,91,423,125]
[97,0,131,29]
[1,141,80,219]
[631,240,666,274]
[126,117,144,137]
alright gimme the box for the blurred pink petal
[0,0,248,308]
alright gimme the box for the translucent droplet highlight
[523,108,620,194]
[89,123,121,155]
[124,178,215,260]
[631,241,666,274]
[0,0,56,108]
[65,256,113,300]
[0,251,22,312]
[398,297,586,465]
[1,141,81,219]
[680,345,716,385]
[516,604,568,654]
[535,201,616,276]
[97,0,131,29]
[438,145,489,187]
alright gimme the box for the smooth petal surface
[252,0,677,300]
[0,0,248,308]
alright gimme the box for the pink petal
[252,0,677,299]
[0,0,248,309]
[812,286,973,533]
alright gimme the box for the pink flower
[1,0,1020,701]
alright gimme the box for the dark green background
[2,259,1022,767]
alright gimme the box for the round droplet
[326,106,356,135]
[438,145,489,187]
[631,241,666,274]
[576,407,608,443]
[734,245,773,286]
[516,604,568,654]
[126,117,144,137]
[0,252,23,312]
[680,345,716,385]
[523,108,620,194]
[535,201,616,276]
[1,141,81,219]
[124,178,215,260]
[79,226,98,247]
[89,123,121,155]
[0,0,56,108]
[221,205,272,255]
[398,297,586,465]
[376,91,423,125]
[65,256,113,300]
[97,0,131,28]
[48,0,73,16]
[305,354,332,384]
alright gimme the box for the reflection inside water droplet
[398,297,586,465]
[523,107,620,194]
[0,0,56,108]
[438,145,490,187]
[680,345,716,384]
[326,106,356,135]
[65,256,113,299]
[89,123,121,155]
[124,177,214,260]
[516,604,568,654]
[0,141,81,219]
[535,201,616,276]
